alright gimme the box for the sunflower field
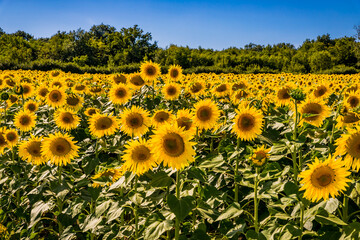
[0,63,360,240]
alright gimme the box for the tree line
[0,24,359,74]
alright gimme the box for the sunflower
[299,155,351,202]
[18,136,46,165]
[120,106,150,137]
[231,90,250,105]
[140,61,161,82]
[152,109,175,128]
[129,73,145,90]
[150,124,195,170]
[24,100,38,113]
[275,85,292,106]
[298,98,330,127]
[112,74,127,84]
[212,83,230,98]
[250,145,271,167]
[162,82,181,100]
[89,86,104,96]
[0,130,8,154]
[7,95,18,106]
[92,168,123,188]
[4,129,19,147]
[168,65,183,82]
[65,94,84,111]
[345,91,360,109]
[336,112,360,129]
[193,99,220,130]
[14,110,36,132]
[84,107,100,117]
[88,113,120,138]
[36,86,49,101]
[123,138,157,176]
[46,87,67,108]
[312,83,331,99]
[335,127,360,171]
[232,105,264,141]
[55,108,80,131]
[73,83,88,94]
[174,110,195,134]
[109,83,132,105]
[41,132,79,166]
[21,83,34,99]
[188,81,205,96]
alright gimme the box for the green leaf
[144,220,173,239]
[216,203,243,221]
[149,171,173,188]
[315,213,347,226]
[246,230,267,240]
[167,195,195,222]
[198,155,224,169]
[29,201,54,228]
[226,223,246,238]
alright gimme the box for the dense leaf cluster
[0,24,359,74]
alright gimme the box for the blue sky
[0,0,359,50]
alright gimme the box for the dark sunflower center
[23,86,30,94]
[62,113,74,124]
[314,86,327,97]
[90,87,102,93]
[146,66,156,76]
[20,116,31,126]
[114,75,126,84]
[0,135,6,146]
[197,106,212,121]
[177,117,192,130]
[190,83,202,93]
[132,145,151,162]
[66,96,80,106]
[170,69,179,78]
[130,75,145,86]
[216,84,227,93]
[343,113,360,123]
[75,85,86,91]
[6,79,15,87]
[115,88,126,98]
[9,95,18,103]
[167,86,177,95]
[53,82,62,88]
[127,113,143,129]
[96,117,113,130]
[155,112,169,123]
[163,133,185,157]
[302,103,322,121]
[238,114,255,131]
[255,151,267,161]
[6,133,16,141]
[346,133,360,158]
[50,91,61,102]
[52,138,71,156]
[39,88,49,97]
[28,142,42,157]
[87,109,96,116]
[278,88,290,100]
[25,103,35,112]
[310,166,335,188]
[348,97,359,108]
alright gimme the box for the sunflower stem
[58,165,62,184]
[329,103,341,144]
[298,201,304,240]
[292,100,298,186]
[235,138,240,202]
[134,175,139,239]
[3,103,6,126]
[254,167,259,234]
[175,170,181,240]
[342,195,349,223]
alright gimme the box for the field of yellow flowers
[0,63,360,239]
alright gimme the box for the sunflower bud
[14,85,24,95]
[290,89,306,101]
[0,92,9,101]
